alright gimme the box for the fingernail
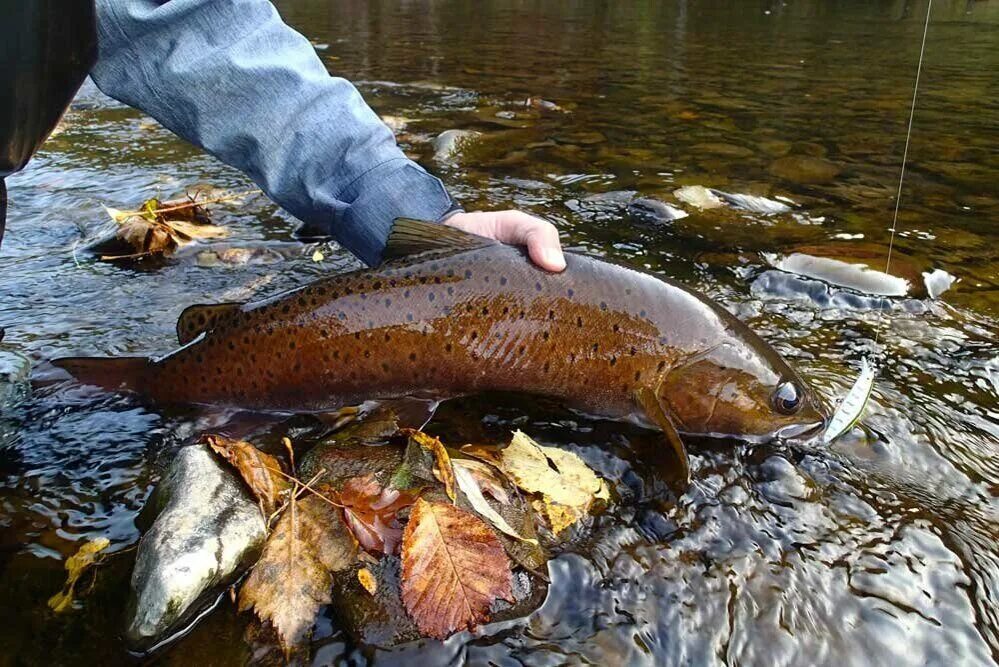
[542,248,567,271]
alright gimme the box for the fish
[55,219,827,482]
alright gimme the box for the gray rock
[710,189,793,215]
[627,197,688,224]
[126,444,266,650]
[0,347,31,413]
[431,129,480,162]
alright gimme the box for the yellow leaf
[357,567,377,596]
[103,206,131,223]
[312,249,325,262]
[239,489,357,653]
[408,430,456,501]
[401,499,513,640]
[48,537,111,613]
[499,431,604,508]
[533,498,584,536]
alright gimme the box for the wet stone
[431,129,481,162]
[0,348,31,413]
[770,155,842,184]
[126,444,266,650]
[627,197,688,224]
[753,455,815,504]
[751,269,929,313]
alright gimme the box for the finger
[492,211,566,272]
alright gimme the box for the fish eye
[772,381,802,415]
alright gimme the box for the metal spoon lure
[821,357,876,445]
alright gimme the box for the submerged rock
[432,129,481,162]
[627,197,688,224]
[769,155,841,184]
[0,347,31,413]
[673,185,725,210]
[751,270,928,313]
[923,269,958,299]
[766,243,927,298]
[710,189,793,215]
[126,444,266,651]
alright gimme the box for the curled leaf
[338,475,416,555]
[48,537,111,613]
[357,567,378,596]
[453,458,509,504]
[401,499,513,640]
[239,489,357,652]
[204,435,291,516]
[453,460,535,544]
[406,430,456,501]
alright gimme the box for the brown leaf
[337,475,416,555]
[405,430,456,500]
[238,489,357,652]
[401,498,513,640]
[204,435,291,516]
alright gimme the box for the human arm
[90,0,564,271]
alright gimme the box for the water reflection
[0,0,996,664]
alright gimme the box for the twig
[263,465,347,510]
[112,189,261,219]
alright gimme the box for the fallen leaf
[459,443,503,467]
[401,499,513,639]
[453,458,509,504]
[453,460,535,544]
[239,489,357,652]
[312,249,325,262]
[48,537,111,613]
[357,567,377,596]
[204,435,291,516]
[499,431,603,508]
[97,194,229,260]
[495,431,607,534]
[405,430,456,501]
[338,475,416,555]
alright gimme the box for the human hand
[444,210,566,272]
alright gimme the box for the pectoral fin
[635,385,691,485]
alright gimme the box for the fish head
[659,334,826,442]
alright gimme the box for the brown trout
[56,219,826,480]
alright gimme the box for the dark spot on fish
[373,281,382,289]
[243,336,250,345]
[471,331,478,340]
[569,352,576,362]
[354,332,361,340]
[484,276,490,283]
[465,269,473,279]
[196,354,203,364]
[349,371,357,380]
[567,288,574,298]
[447,287,455,296]
[518,345,525,355]
[657,360,666,372]
[385,298,392,307]
[634,371,642,381]
[502,306,509,315]
[600,302,607,311]
[626,288,632,296]
[409,352,417,361]
[419,276,428,285]
[446,269,455,277]
[621,383,629,392]
[382,362,390,372]
[364,350,371,358]
[592,343,599,352]
[321,329,329,338]
[482,307,489,316]
[289,341,296,350]
[610,356,617,366]
[434,276,442,284]
[429,293,436,302]
[630,346,636,356]
[282,305,290,314]
[228,342,235,350]
[333,350,340,360]
[535,282,542,292]
[338,312,346,321]
[317,287,327,296]
[385,332,391,342]
[197,314,206,325]
[500,276,508,286]
[577,317,583,327]
[542,331,550,341]
[445,343,452,352]
[404,289,411,298]
[543,361,550,373]
[548,310,555,320]
[640,310,647,318]
[613,324,620,333]
[407,313,414,322]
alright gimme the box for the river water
[0,1,997,665]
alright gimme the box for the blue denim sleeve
[90,0,457,266]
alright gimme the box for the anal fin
[634,385,691,485]
[177,302,243,345]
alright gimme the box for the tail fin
[52,356,150,393]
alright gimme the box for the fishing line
[873,0,933,352]
[821,0,932,444]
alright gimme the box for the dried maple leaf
[238,489,357,652]
[337,475,416,555]
[204,435,291,516]
[401,498,513,640]
[404,430,456,500]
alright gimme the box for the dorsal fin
[176,302,243,345]
[381,217,498,263]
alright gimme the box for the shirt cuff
[332,159,457,266]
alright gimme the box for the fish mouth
[776,418,826,442]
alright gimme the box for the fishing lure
[822,358,876,444]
